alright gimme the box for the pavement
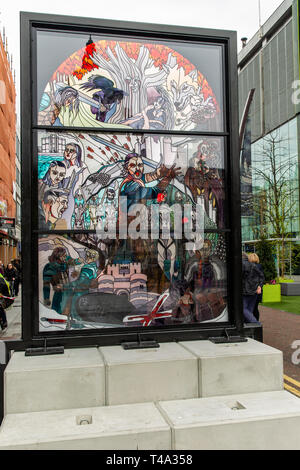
[260,305,300,397]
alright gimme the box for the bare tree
[251,131,297,277]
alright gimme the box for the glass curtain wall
[242,117,299,242]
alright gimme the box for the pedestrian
[242,252,264,323]
[0,272,11,331]
[248,253,264,321]
[4,263,17,297]
[11,259,21,296]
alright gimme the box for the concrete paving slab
[4,347,105,414]
[99,343,198,405]
[158,390,300,450]
[180,338,283,397]
[0,402,170,450]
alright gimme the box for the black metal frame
[9,11,262,354]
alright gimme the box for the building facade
[238,0,300,259]
[15,126,21,252]
[0,30,18,265]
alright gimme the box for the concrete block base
[158,391,300,450]
[0,403,170,450]
[180,338,283,397]
[1,339,298,450]
[1,391,300,450]
[99,343,198,405]
[4,347,105,414]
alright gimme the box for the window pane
[38,232,228,332]
[37,30,224,132]
[37,131,226,231]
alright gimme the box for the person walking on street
[11,259,21,296]
[242,252,264,323]
[0,272,12,331]
[4,263,18,297]
[248,253,264,321]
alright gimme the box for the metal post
[290,242,292,278]
[0,341,7,425]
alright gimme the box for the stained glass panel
[38,232,228,331]
[37,31,224,132]
[37,131,226,231]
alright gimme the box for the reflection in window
[244,118,299,240]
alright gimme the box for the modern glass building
[238,0,300,263]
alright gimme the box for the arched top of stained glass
[37,36,224,132]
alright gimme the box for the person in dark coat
[248,253,264,321]
[0,261,4,276]
[0,273,13,330]
[242,252,264,323]
[4,263,18,297]
[11,259,21,296]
